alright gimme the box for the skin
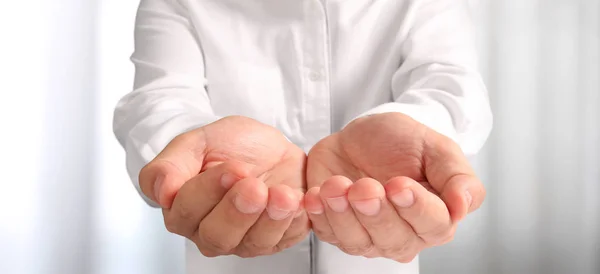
[305,112,485,262]
[140,113,485,261]
[139,115,310,258]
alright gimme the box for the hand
[139,116,310,258]
[304,112,485,262]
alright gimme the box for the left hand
[304,112,485,262]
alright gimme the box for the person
[113,0,493,273]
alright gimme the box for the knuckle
[236,245,273,258]
[235,250,256,258]
[339,242,375,256]
[435,234,455,246]
[278,231,310,250]
[312,228,337,243]
[396,253,418,263]
[378,242,411,258]
[163,215,181,235]
[275,241,292,252]
[193,241,221,258]
[164,222,178,234]
[379,245,407,258]
[203,237,235,253]
[245,241,273,251]
[242,239,275,254]
[419,223,454,244]
[198,228,236,253]
[436,228,455,242]
[198,248,219,258]
[289,230,311,242]
[173,202,195,223]
[270,245,282,255]
[378,235,415,258]
[234,248,254,258]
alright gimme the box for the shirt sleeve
[113,0,220,207]
[347,0,493,156]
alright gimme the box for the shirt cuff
[345,102,459,143]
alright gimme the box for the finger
[348,178,423,260]
[423,133,486,221]
[196,178,268,255]
[441,174,485,222]
[385,176,454,246]
[276,191,311,249]
[305,187,337,244]
[162,161,254,238]
[277,209,311,251]
[320,176,373,256]
[139,129,209,208]
[237,185,300,257]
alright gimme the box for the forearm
[113,0,218,207]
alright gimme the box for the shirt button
[308,71,323,82]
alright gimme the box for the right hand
[139,116,309,258]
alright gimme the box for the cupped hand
[304,112,485,262]
[139,116,310,258]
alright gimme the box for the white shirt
[113,0,493,273]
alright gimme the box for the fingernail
[352,198,381,216]
[326,196,349,213]
[465,191,473,209]
[154,176,164,203]
[220,173,237,189]
[267,206,292,220]
[306,199,324,215]
[390,189,415,208]
[234,194,262,214]
[307,206,323,215]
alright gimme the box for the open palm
[307,112,430,189]
[141,116,309,258]
[304,112,484,262]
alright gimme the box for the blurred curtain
[0,1,598,274]
[0,1,99,274]
[0,1,183,274]
[422,1,600,274]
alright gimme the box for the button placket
[308,70,324,81]
[301,0,332,147]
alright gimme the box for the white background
[0,1,598,274]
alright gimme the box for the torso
[182,0,414,151]
[180,1,420,272]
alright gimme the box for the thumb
[424,132,486,222]
[139,130,208,208]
